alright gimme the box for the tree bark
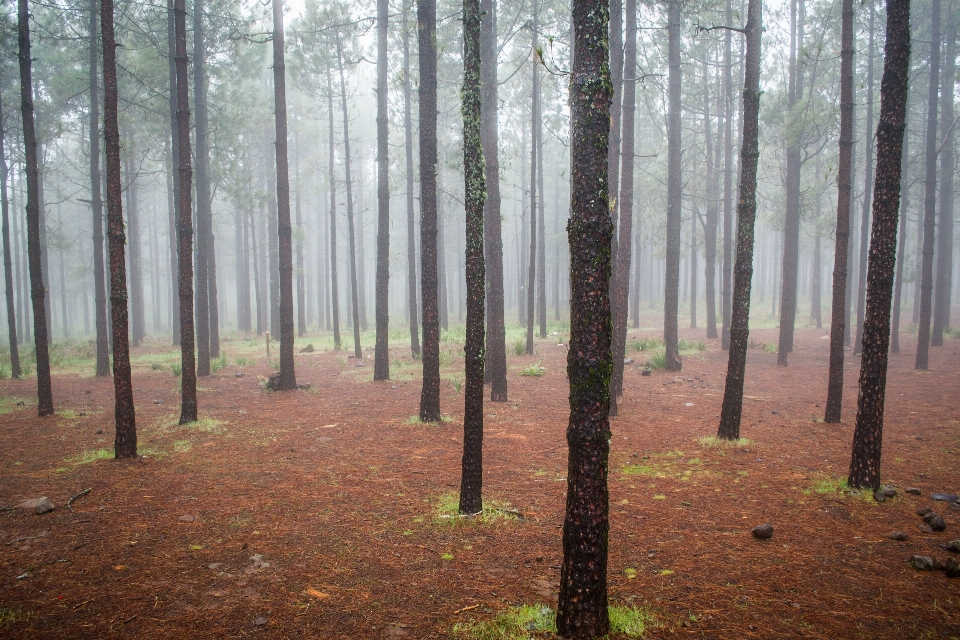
[295,135,305,338]
[91,0,110,373]
[327,66,341,351]
[716,0,762,441]
[556,0,612,632]
[336,37,362,361]
[101,0,137,457]
[18,0,52,417]
[251,205,264,334]
[124,154,144,348]
[191,0,210,376]
[824,0,856,423]
[932,14,955,345]
[721,0,734,350]
[373,0,391,381]
[418,0,441,422]
[459,0,485,514]
[236,205,251,332]
[174,0,197,424]
[915,0,939,369]
[704,57,719,340]
[847,0,910,490]
[536,94,547,339]
[663,0,683,371]
[525,19,539,356]
[481,0,506,400]
[402,0,420,358]
[891,114,910,353]
[272,0,297,391]
[0,91,20,378]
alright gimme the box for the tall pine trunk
[272,0,296,390]
[721,0,734,350]
[932,15,955,345]
[124,154,144,347]
[327,66,341,351]
[91,0,110,373]
[174,0,197,424]
[418,0,441,422]
[101,0,137,457]
[663,0,683,371]
[336,37,362,361]
[525,20,538,356]
[716,0,762,440]
[402,0,420,357]
[18,0,52,416]
[0,91,20,378]
[704,57,719,340]
[847,0,910,490]
[891,115,910,352]
[824,0,856,423]
[193,0,210,376]
[373,0,391,381]
[458,0,485,514]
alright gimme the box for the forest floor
[0,321,959,639]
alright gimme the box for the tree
[824,0,855,423]
[915,0,940,370]
[194,0,211,377]
[555,0,612,634]
[373,0,390,381]
[124,152,144,348]
[90,0,109,375]
[890,112,910,353]
[481,0,506,401]
[524,15,539,357]
[402,0,420,358]
[18,0,53,417]
[326,65,341,351]
[663,0,683,372]
[458,0,484,515]
[931,14,956,346]
[101,0,136,458]
[166,0,181,348]
[174,0,197,424]
[716,0,762,441]
[720,0,734,350]
[418,0,441,423]
[703,54,720,341]
[273,0,296,391]
[847,0,910,490]
[1,91,20,379]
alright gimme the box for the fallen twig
[67,488,92,512]
[453,604,480,614]
[6,531,48,546]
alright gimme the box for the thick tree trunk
[373,0,391,381]
[663,0,683,371]
[91,0,109,373]
[402,0,420,358]
[721,0,734,350]
[481,0,506,400]
[932,15,956,345]
[272,0,296,390]
[824,0,856,423]
[459,0,485,514]
[848,0,910,490]
[327,67,341,351]
[18,0,52,416]
[609,0,637,415]
[853,2,877,356]
[891,116,909,353]
[915,0,939,369]
[525,23,538,356]
[0,91,20,378]
[418,0,441,422]
[193,0,210,376]
[716,0,762,441]
[101,0,137,457]
[174,0,197,424]
[336,38,362,361]
[557,0,613,630]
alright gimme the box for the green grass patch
[210,352,228,373]
[510,338,526,356]
[173,440,192,453]
[806,475,849,495]
[179,417,226,434]
[627,336,663,352]
[66,448,113,465]
[452,604,653,639]
[432,491,523,525]
[0,396,32,414]
[622,450,708,480]
[645,351,668,370]
[0,606,31,626]
[696,436,752,448]
[519,361,545,377]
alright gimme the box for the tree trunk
[777,0,805,365]
[556,0,612,631]
[373,0,391,381]
[631,224,641,328]
[459,0,485,514]
[690,204,698,329]
[91,0,109,373]
[327,66,341,351]
[853,1,877,356]
[812,225,822,328]
[295,135,306,338]
[272,0,296,390]
[192,0,210,376]
[402,0,420,358]
[174,0,196,424]
[208,207,219,356]
[418,0,441,422]
[890,115,909,353]
[536,99,547,339]
[437,200,448,331]
[481,0,506,400]
[915,0,939,369]
[18,0,52,416]
[336,37,362,361]
[608,0,623,253]
[101,0,137,457]
[721,0,734,350]
[124,154,144,347]
[519,115,527,327]
[716,0,762,441]
[824,0,856,423]
[0,91,20,378]
[236,205,251,332]
[932,15,955,345]
[251,206,264,335]
[525,21,538,356]
[663,0,683,371]
[609,0,637,415]
[847,0,910,490]
[704,57,719,340]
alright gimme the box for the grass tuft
[66,449,113,465]
[432,491,523,526]
[452,604,653,639]
[519,361,545,377]
[696,436,752,448]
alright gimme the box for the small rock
[254,617,268,626]
[179,514,197,523]
[297,383,311,390]
[355,363,366,368]
[919,524,936,534]
[943,540,960,553]
[906,487,922,495]
[752,523,774,540]
[266,371,281,391]
[888,531,909,541]
[299,344,315,354]
[16,497,55,515]
[623,358,634,365]
[910,555,935,570]
[934,558,947,570]
[873,491,888,503]
[917,507,933,517]
[208,563,223,570]
[234,372,244,378]
[932,493,960,503]
[641,369,651,377]
[771,410,779,415]
[96,429,102,434]
[881,485,897,498]
[923,512,947,531]
[946,557,960,578]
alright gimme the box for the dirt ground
[0,324,958,639]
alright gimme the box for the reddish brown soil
[0,327,959,639]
